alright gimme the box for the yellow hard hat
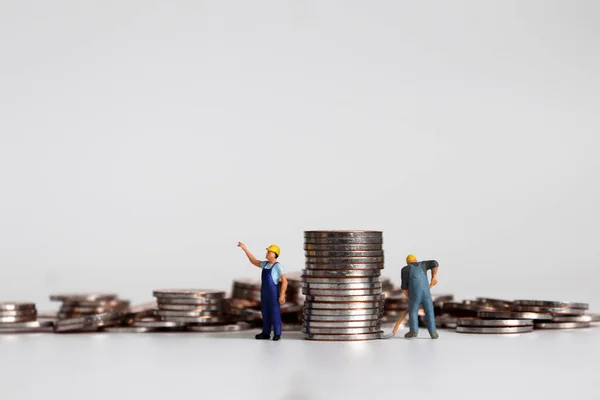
[406,254,417,264]
[266,244,280,257]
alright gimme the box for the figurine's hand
[237,241,247,250]
[278,296,285,305]
[430,277,438,288]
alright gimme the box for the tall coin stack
[302,230,385,341]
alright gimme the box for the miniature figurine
[401,254,439,339]
[237,242,288,341]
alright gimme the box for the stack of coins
[51,292,129,320]
[0,302,54,333]
[381,290,409,324]
[50,293,129,332]
[152,289,229,329]
[445,298,600,334]
[302,230,385,341]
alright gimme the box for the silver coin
[513,300,589,310]
[302,269,381,277]
[304,332,383,341]
[101,326,154,333]
[0,315,37,323]
[58,306,124,315]
[132,318,184,328]
[475,297,513,306]
[303,320,381,328]
[305,256,384,264]
[302,288,382,296]
[305,294,385,302]
[477,311,552,320]
[155,297,226,307]
[304,302,383,310]
[155,310,223,317]
[301,326,381,334]
[304,230,382,238]
[305,250,384,257]
[157,302,225,311]
[304,244,383,251]
[512,305,586,315]
[0,308,37,317]
[550,315,594,323]
[303,308,382,316]
[50,293,118,302]
[0,302,36,311]
[302,277,381,284]
[303,314,380,322]
[159,315,229,324]
[443,302,496,312]
[304,263,384,270]
[302,282,382,290]
[456,326,534,334]
[534,322,591,329]
[304,237,383,245]
[0,325,54,333]
[156,303,224,312]
[187,322,252,332]
[152,289,226,299]
[54,312,125,332]
[457,318,533,327]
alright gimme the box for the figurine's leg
[407,290,422,336]
[272,300,282,337]
[422,291,438,338]
[261,296,272,335]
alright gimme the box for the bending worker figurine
[401,254,439,339]
[237,242,287,341]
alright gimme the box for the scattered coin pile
[0,302,54,333]
[50,293,128,332]
[302,230,385,341]
[419,297,600,334]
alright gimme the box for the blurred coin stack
[0,302,54,333]
[152,289,229,328]
[434,297,599,334]
[302,230,385,341]
[50,293,129,332]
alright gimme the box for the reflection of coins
[513,300,588,310]
[534,322,591,329]
[456,326,533,334]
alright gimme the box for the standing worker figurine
[401,254,439,339]
[237,242,288,341]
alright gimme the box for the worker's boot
[404,331,418,339]
[255,333,270,340]
[272,335,281,341]
[429,331,439,339]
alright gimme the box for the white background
[0,1,599,399]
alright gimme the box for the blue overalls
[407,262,437,335]
[260,263,282,336]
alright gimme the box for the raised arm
[237,242,261,267]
